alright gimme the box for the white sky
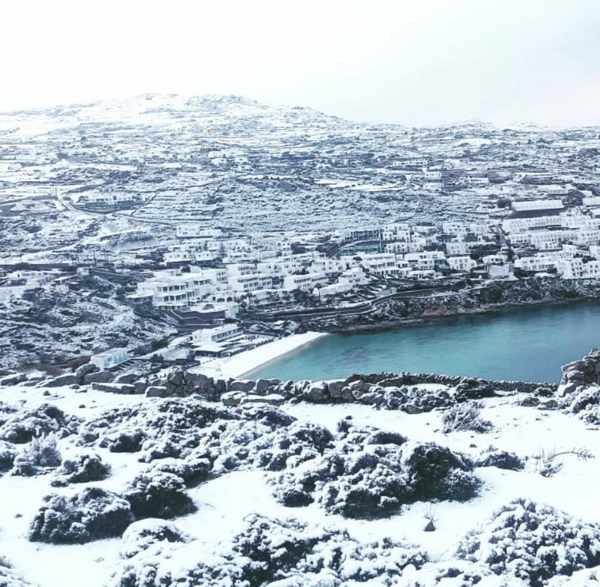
[2,0,600,126]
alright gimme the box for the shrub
[12,433,62,476]
[457,499,600,586]
[442,401,493,434]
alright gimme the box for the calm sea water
[248,303,600,383]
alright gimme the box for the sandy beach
[192,331,327,379]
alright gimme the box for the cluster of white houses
[124,199,600,312]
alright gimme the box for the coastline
[331,295,600,334]
[192,331,327,379]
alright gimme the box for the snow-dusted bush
[102,429,147,453]
[547,566,600,585]
[112,513,428,586]
[0,403,79,444]
[124,471,196,519]
[80,399,240,454]
[272,440,480,518]
[379,385,455,413]
[476,448,525,471]
[0,440,16,472]
[120,518,191,559]
[29,487,134,544]
[145,456,211,488]
[397,559,523,586]
[11,433,62,476]
[441,401,492,434]
[531,447,593,478]
[0,555,34,586]
[51,449,110,485]
[456,499,600,586]
[211,419,334,475]
[567,386,600,425]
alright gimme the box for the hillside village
[2,94,600,372]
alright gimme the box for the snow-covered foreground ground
[1,380,600,586]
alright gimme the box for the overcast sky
[2,0,600,126]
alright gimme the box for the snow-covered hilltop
[1,351,600,586]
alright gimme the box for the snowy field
[1,378,600,586]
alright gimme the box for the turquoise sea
[249,303,600,382]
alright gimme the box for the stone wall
[134,367,555,410]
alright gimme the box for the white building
[447,256,477,272]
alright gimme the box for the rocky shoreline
[331,295,600,334]
[290,278,600,333]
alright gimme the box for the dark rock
[91,382,136,394]
[83,370,114,385]
[45,374,77,388]
[228,379,255,393]
[145,386,168,398]
[254,378,280,395]
[74,362,98,383]
[114,372,139,384]
[0,372,27,386]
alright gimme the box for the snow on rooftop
[511,199,564,212]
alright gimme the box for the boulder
[91,382,136,394]
[228,379,255,393]
[221,391,245,406]
[114,372,139,384]
[0,372,27,386]
[305,381,329,402]
[327,379,345,400]
[255,378,280,395]
[44,373,77,388]
[134,381,148,394]
[240,393,286,406]
[74,362,98,382]
[83,370,114,385]
[145,386,168,398]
